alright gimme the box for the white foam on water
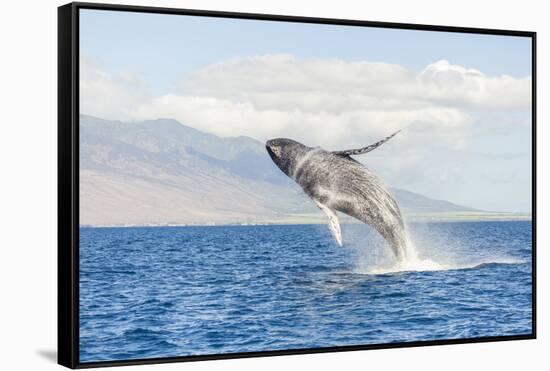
[353,238,525,276]
[364,257,526,275]
[362,238,448,274]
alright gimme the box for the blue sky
[80,9,532,96]
[79,9,533,212]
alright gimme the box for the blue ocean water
[79,221,532,362]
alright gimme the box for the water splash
[364,255,525,275]
[349,226,525,276]
[362,237,448,274]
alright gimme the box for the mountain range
[79,115,480,226]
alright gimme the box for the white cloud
[80,54,530,152]
[81,55,530,148]
[417,60,531,108]
[80,57,150,121]
[179,55,531,110]
[80,54,532,211]
[134,93,471,151]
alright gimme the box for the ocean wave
[357,257,527,275]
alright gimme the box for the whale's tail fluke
[332,130,401,157]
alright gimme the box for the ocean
[79,221,532,362]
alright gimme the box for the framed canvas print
[58,2,536,368]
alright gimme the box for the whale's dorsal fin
[333,130,401,156]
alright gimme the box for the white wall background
[0,0,545,369]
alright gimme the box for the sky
[79,9,533,212]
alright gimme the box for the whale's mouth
[265,145,276,160]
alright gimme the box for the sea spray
[349,221,526,275]
[367,235,448,274]
[347,222,446,275]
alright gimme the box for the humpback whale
[266,131,407,260]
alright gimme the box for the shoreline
[80,213,532,229]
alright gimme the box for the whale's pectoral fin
[314,200,342,247]
[332,130,401,156]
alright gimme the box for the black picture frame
[58,2,537,369]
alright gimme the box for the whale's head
[266,138,308,177]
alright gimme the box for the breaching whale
[266,131,407,260]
